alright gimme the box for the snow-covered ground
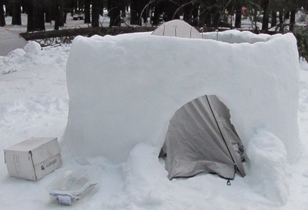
[0,32,308,210]
[1,12,308,210]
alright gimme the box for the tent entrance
[160,95,245,180]
[152,20,245,180]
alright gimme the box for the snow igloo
[62,27,300,177]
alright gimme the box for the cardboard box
[4,137,63,181]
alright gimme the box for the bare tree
[234,0,243,28]
[84,0,91,23]
[92,0,102,27]
[261,0,269,31]
[54,0,65,30]
[0,0,6,26]
[11,0,21,25]
[108,0,121,26]
[130,0,148,25]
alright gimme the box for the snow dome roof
[0,28,27,56]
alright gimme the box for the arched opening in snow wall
[159,95,245,180]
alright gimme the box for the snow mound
[7,48,26,58]
[0,43,69,74]
[246,130,288,205]
[62,31,300,169]
[24,41,41,55]
[202,29,274,43]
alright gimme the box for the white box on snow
[4,137,62,181]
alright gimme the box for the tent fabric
[153,20,245,180]
[161,96,245,180]
[0,28,27,56]
[151,19,202,39]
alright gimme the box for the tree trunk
[54,0,60,30]
[182,3,189,22]
[75,0,78,12]
[33,0,45,31]
[130,0,146,26]
[198,5,205,27]
[130,0,138,25]
[191,3,199,26]
[279,9,283,24]
[11,0,21,25]
[21,0,26,13]
[271,10,276,27]
[204,8,211,28]
[54,0,64,28]
[45,11,52,23]
[108,0,121,27]
[5,1,12,16]
[92,0,100,27]
[63,11,67,23]
[152,1,162,26]
[284,10,289,19]
[26,0,34,31]
[0,0,6,26]
[70,0,75,16]
[261,0,269,32]
[58,0,64,27]
[212,6,220,29]
[45,1,52,23]
[141,0,148,24]
[25,0,44,31]
[84,0,90,23]
[235,3,241,28]
[289,9,296,31]
[163,0,178,22]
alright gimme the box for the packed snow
[63,31,300,165]
[1,30,308,210]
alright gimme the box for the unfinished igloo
[62,27,300,172]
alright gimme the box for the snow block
[246,130,288,205]
[62,31,300,164]
[24,41,41,55]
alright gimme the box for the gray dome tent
[152,20,246,180]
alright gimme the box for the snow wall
[62,30,300,164]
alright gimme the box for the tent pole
[205,95,237,169]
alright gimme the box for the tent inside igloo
[61,25,300,182]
